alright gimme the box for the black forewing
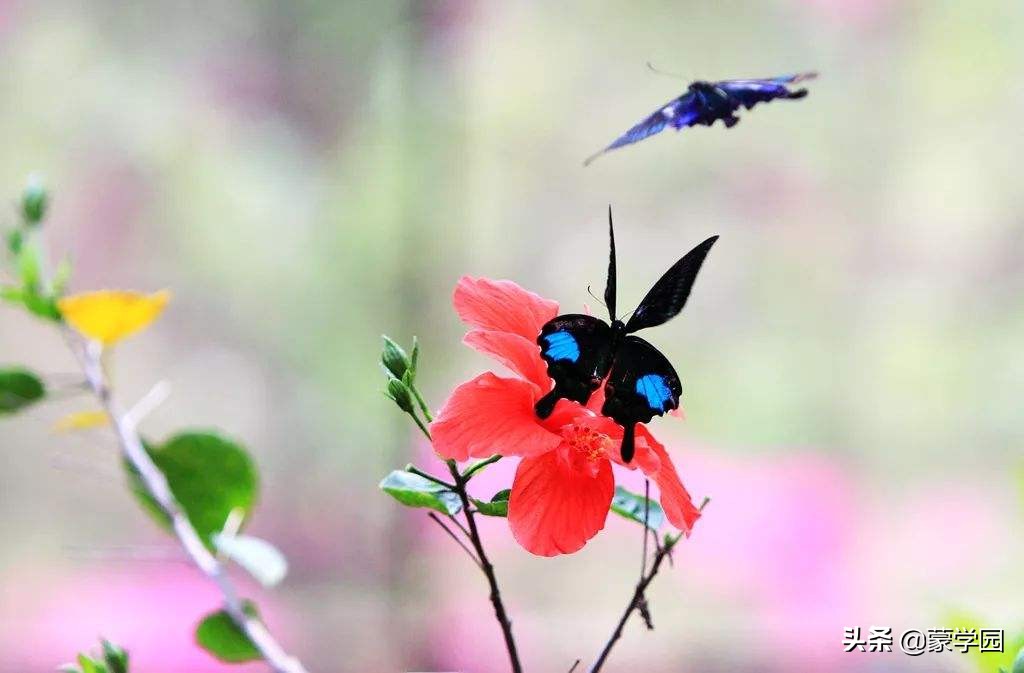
[624,235,718,333]
[605,207,617,320]
[534,314,613,418]
[601,336,682,461]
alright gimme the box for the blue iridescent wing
[601,336,682,462]
[716,72,817,110]
[534,314,613,418]
[583,91,700,166]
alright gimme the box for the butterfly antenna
[605,206,617,321]
[646,61,688,80]
[586,285,608,309]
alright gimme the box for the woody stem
[447,459,523,673]
[587,536,678,673]
[405,384,522,673]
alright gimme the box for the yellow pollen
[563,424,609,461]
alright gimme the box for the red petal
[463,329,551,392]
[636,427,702,534]
[430,373,562,462]
[508,449,614,556]
[453,277,559,340]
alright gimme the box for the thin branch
[402,383,520,672]
[124,380,171,429]
[640,480,650,579]
[445,512,473,541]
[447,460,522,673]
[588,498,710,673]
[587,537,679,673]
[64,331,310,673]
[462,454,502,480]
[404,464,455,490]
[427,512,482,569]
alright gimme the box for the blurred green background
[2,1,1023,671]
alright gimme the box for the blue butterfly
[584,72,817,165]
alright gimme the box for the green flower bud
[22,175,48,226]
[381,335,412,381]
[386,378,415,414]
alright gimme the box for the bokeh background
[2,1,1023,671]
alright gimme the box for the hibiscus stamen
[562,424,611,462]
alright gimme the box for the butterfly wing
[601,336,682,462]
[583,92,700,166]
[716,72,817,110]
[624,235,718,333]
[534,314,613,418]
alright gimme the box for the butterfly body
[584,72,817,165]
[534,210,717,462]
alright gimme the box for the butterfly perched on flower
[535,209,717,462]
[583,72,817,165]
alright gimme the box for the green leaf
[195,602,261,663]
[124,432,259,550]
[76,654,105,673]
[1,286,23,304]
[0,367,46,414]
[21,288,62,321]
[17,243,42,290]
[6,228,23,255]
[101,639,129,673]
[1012,645,1024,673]
[213,533,288,587]
[52,256,73,296]
[473,489,510,517]
[610,486,665,530]
[379,470,462,516]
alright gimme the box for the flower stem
[410,383,433,422]
[65,331,310,673]
[447,459,523,673]
[409,411,432,440]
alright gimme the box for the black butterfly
[584,72,817,165]
[534,209,717,462]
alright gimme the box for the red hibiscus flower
[430,276,702,557]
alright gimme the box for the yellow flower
[58,290,171,345]
[54,409,109,433]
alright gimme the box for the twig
[427,512,481,569]
[447,460,523,673]
[588,497,711,672]
[587,537,679,673]
[404,463,455,490]
[462,454,501,480]
[65,331,310,673]
[640,480,650,579]
[123,380,171,429]
[405,382,522,673]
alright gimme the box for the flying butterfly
[535,209,717,462]
[583,71,817,165]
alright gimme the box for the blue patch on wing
[543,330,580,363]
[635,374,672,412]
